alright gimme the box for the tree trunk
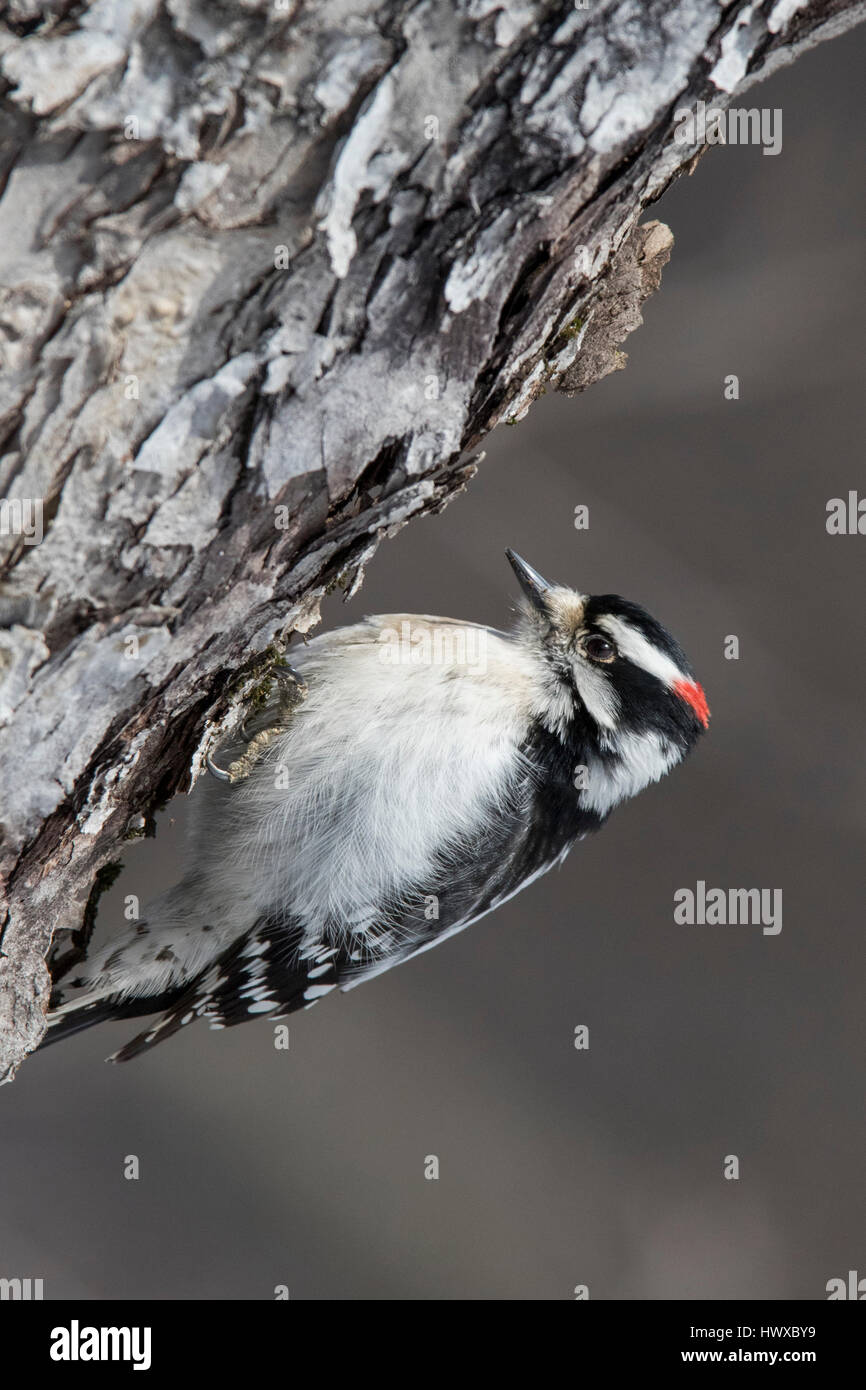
[0,0,861,1080]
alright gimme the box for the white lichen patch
[580,2,719,151]
[84,0,162,47]
[522,40,599,153]
[768,0,808,33]
[317,3,474,279]
[464,0,537,46]
[444,216,517,314]
[317,71,400,278]
[78,729,151,837]
[1,33,125,116]
[175,162,231,214]
[709,2,760,93]
[313,35,393,121]
[503,358,548,422]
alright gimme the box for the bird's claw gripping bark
[207,663,308,784]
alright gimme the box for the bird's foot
[207,663,308,783]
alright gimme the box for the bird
[41,550,709,1061]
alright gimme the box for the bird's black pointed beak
[505,549,553,614]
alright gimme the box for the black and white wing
[109,720,591,1060]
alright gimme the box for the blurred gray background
[3,32,865,1301]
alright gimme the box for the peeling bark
[0,0,862,1079]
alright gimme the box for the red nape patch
[673,679,710,728]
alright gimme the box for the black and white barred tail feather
[41,914,337,1061]
[38,989,189,1052]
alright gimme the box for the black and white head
[507,549,709,819]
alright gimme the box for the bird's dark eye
[581,634,616,663]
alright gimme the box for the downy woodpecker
[43,551,709,1060]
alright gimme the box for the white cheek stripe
[596,615,686,687]
[571,661,620,730]
[583,730,680,817]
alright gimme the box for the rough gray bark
[0,0,862,1080]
